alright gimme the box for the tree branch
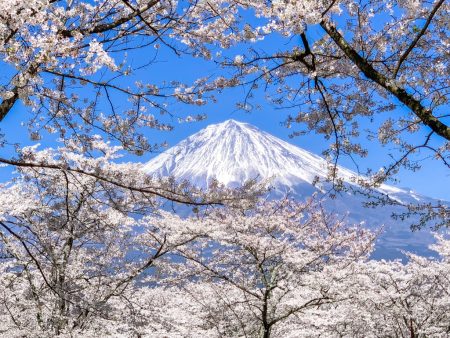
[0,157,224,206]
[393,0,445,78]
[320,20,450,141]
[59,0,159,38]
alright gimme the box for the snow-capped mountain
[144,119,445,259]
[144,119,352,188]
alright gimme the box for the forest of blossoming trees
[0,0,449,336]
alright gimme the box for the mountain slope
[144,119,354,187]
[143,119,445,259]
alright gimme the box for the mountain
[143,119,445,259]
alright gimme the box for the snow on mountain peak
[143,119,355,188]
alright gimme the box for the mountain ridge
[143,119,444,259]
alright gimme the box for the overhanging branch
[393,0,445,78]
[320,20,450,141]
[0,157,224,206]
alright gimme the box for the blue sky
[1,25,449,201]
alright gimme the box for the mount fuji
[144,119,446,259]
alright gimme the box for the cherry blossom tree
[0,0,220,149]
[145,199,375,337]
[0,139,261,336]
[142,212,450,338]
[307,232,450,337]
